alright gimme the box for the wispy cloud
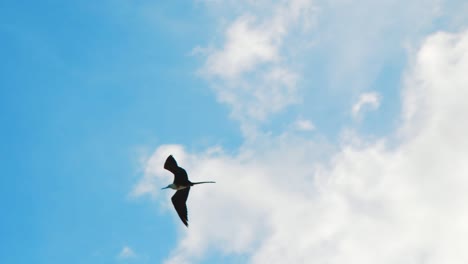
[194,0,457,137]
[118,246,136,259]
[293,118,315,132]
[352,92,381,120]
[202,15,279,79]
[310,0,443,92]
[196,0,316,136]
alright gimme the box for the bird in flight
[161,155,215,227]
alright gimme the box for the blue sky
[2,1,468,264]
[1,1,237,263]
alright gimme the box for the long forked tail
[192,181,216,185]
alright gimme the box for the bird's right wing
[164,155,179,174]
[171,187,190,227]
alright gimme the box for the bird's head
[161,183,175,190]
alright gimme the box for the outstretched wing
[171,187,190,227]
[164,155,179,174]
[164,155,190,185]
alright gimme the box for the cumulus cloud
[134,30,468,264]
[352,92,381,120]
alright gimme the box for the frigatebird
[161,155,215,227]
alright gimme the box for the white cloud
[351,92,381,120]
[135,30,468,264]
[194,0,468,137]
[118,246,136,259]
[203,15,280,79]
[196,0,316,136]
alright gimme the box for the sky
[1,0,468,263]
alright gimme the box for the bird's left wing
[171,187,190,227]
[164,155,189,185]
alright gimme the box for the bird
[161,155,215,227]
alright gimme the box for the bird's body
[161,155,215,227]
[165,183,190,190]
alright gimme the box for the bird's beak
[161,186,169,190]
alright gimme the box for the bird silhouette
[161,155,215,227]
